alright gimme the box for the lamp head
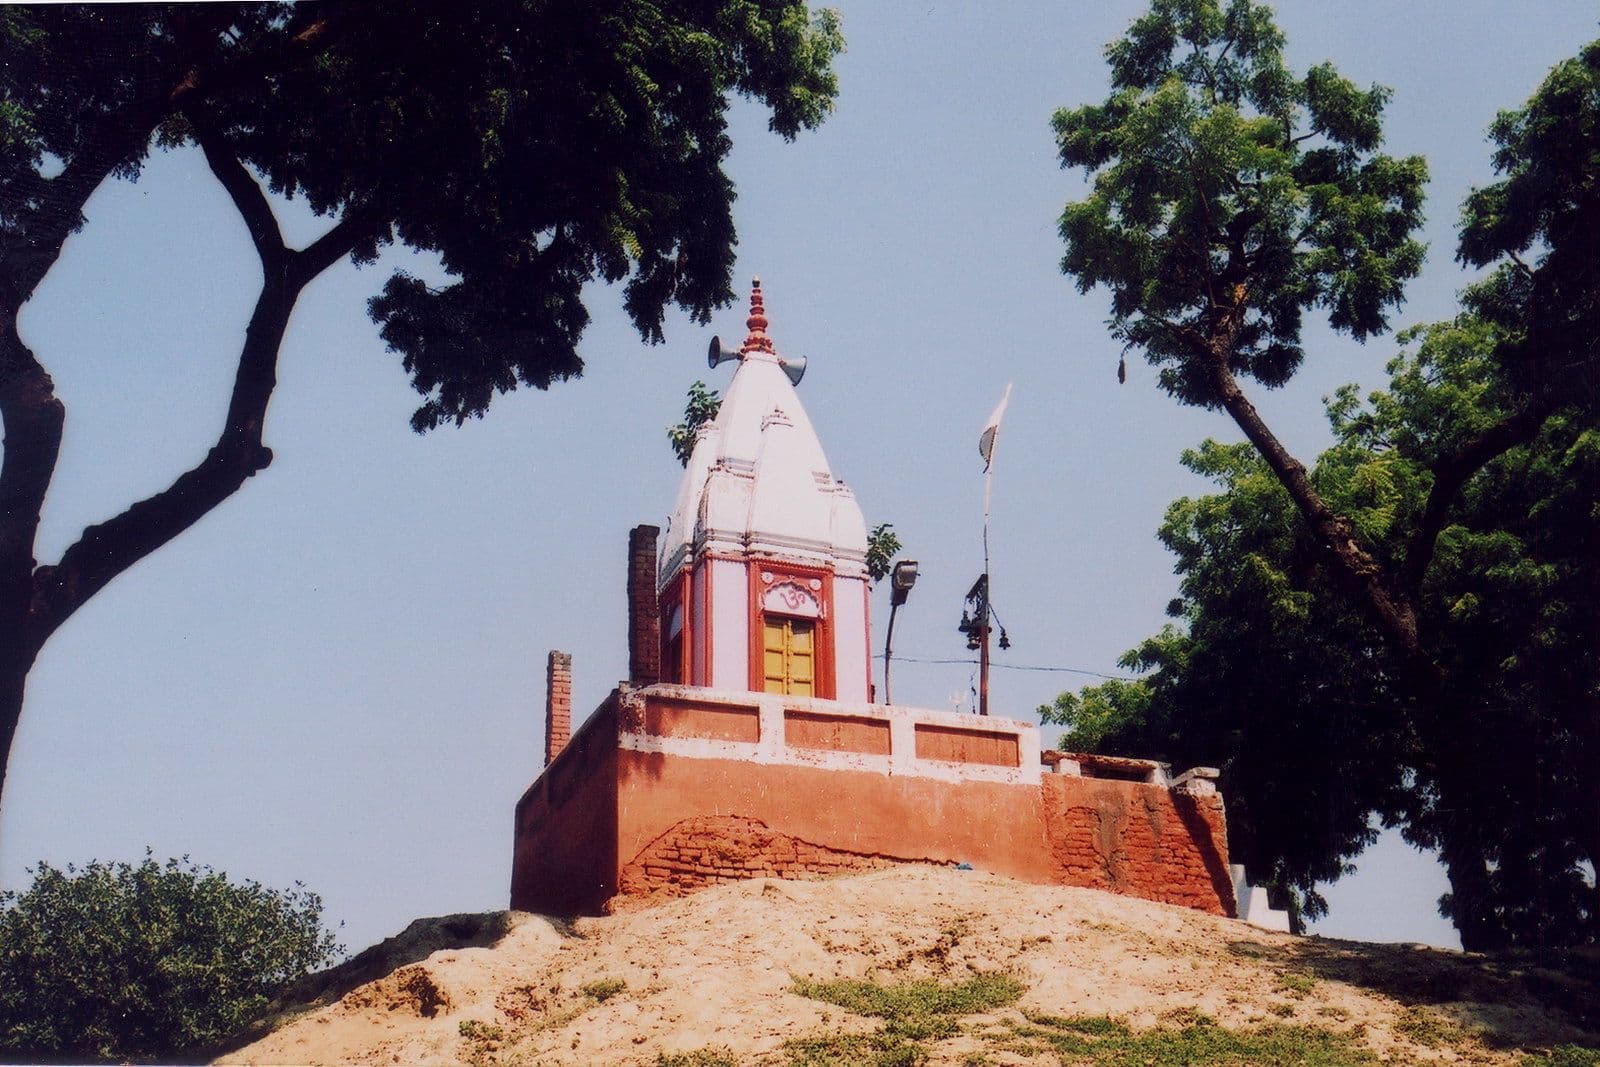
[889,559,919,607]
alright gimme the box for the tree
[0,853,340,1059]
[0,3,845,821]
[1040,441,1410,933]
[1054,0,1600,949]
[1043,318,1598,944]
[864,522,902,584]
[667,379,723,467]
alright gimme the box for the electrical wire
[878,653,1134,681]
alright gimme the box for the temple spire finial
[741,276,775,355]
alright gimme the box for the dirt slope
[218,866,1598,1066]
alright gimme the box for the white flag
[978,383,1013,472]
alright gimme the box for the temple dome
[660,280,868,587]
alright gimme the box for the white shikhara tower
[657,279,871,701]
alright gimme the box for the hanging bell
[957,610,972,634]
[998,628,1011,651]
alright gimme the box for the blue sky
[4,1,1595,954]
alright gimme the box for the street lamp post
[883,559,919,705]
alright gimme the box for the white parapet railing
[616,683,1042,787]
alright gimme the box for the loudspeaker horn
[779,355,807,386]
[707,335,742,369]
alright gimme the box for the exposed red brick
[615,816,906,908]
[543,651,572,768]
[628,525,661,686]
[1039,775,1234,916]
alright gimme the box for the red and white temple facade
[656,281,871,701]
[510,281,1240,920]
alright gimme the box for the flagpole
[980,456,993,716]
[978,384,1011,718]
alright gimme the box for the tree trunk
[1202,351,1429,669]
[0,647,32,850]
[1438,828,1506,952]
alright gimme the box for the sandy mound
[219,866,1598,1066]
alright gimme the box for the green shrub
[0,854,341,1060]
[582,976,628,1002]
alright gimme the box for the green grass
[1278,971,1318,997]
[656,1048,739,1067]
[785,972,1025,1065]
[1022,1010,1130,1036]
[1392,1004,1465,1047]
[580,976,628,1002]
[789,973,1024,1020]
[1521,1047,1600,1067]
[1003,1014,1381,1065]
[783,971,1397,1066]
[784,1029,927,1066]
[457,1019,506,1041]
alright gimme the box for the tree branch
[190,119,286,261]
[28,144,368,640]
[0,101,169,308]
[0,325,65,658]
[1200,342,1432,674]
[1397,395,1555,596]
[293,207,381,286]
[167,5,349,112]
[1,4,357,309]
[1506,249,1535,281]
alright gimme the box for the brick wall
[628,525,661,686]
[615,815,903,907]
[1040,775,1234,916]
[515,686,1235,918]
[543,651,572,767]
[609,777,1233,917]
[514,693,621,914]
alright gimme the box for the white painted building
[657,280,872,701]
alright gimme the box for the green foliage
[0,854,341,1060]
[1277,972,1318,998]
[1043,314,1600,941]
[0,2,849,827]
[1039,433,1410,925]
[0,3,845,430]
[1019,1010,1134,1038]
[668,380,723,466]
[866,523,903,584]
[1458,41,1600,401]
[1052,1,1600,950]
[1054,0,1426,407]
[1393,1005,1466,1048]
